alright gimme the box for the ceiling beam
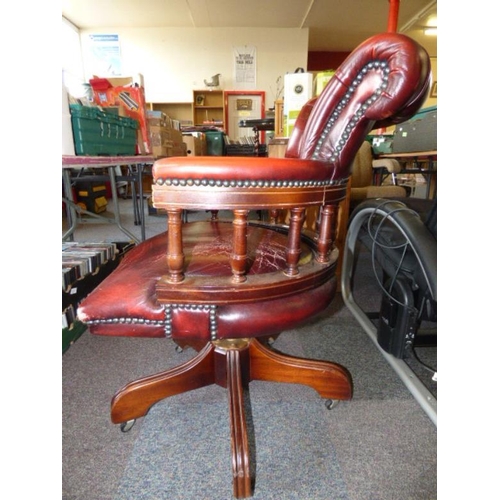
[399,0,437,32]
[300,0,316,29]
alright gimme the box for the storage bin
[70,104,138,155]
[76,181,108,214]
[204,131,226,156]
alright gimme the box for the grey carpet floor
[62,198,437,500]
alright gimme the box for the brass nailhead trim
[311,59,390,161]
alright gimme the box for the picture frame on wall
[236,99,253,111]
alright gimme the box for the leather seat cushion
[77,221,336,340]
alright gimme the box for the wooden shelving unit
[192,90,225,130]
[147,102,193,127]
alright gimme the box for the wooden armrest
[152,156,347,288]
[152,156,348,211]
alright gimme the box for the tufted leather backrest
[285,33,431,181]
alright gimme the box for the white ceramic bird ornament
[204,74,221,88]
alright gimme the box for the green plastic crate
[70,104,138,155]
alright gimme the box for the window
[62,17,86,97]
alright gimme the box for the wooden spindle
[269,209,279,224]
[231,210,249,283]
[284,207,305,276]
[316,204,336,263]
[166,209,185,283]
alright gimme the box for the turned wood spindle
[166,209,185,283]
[231,210,249,283]
[269,209,279,225]
[284,207,305,276]
[316,204,336,263]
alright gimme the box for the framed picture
[236,98,253,111]
[196,94,205,106]
[430,81,437,98]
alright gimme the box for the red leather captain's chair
[77,33,431,498]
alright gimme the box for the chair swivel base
[110,337,352,499]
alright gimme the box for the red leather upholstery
[78,222,336,340]
[286,33,430,163]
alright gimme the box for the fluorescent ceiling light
[424,27,437,36]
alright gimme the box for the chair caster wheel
[120,419,136,432]
[325,399,339,410]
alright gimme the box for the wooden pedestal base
[110,338,352,498]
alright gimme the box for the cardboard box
[91,74,144,89]
[268,138,289,158]
[149,125,168,147]
[89,75,151,153]
[183,135,204,156]
[152,145,168,157]
[169,128,186,156]
[149,125,186,158]
[146,110,168,127]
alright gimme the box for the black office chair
[341,197,437,424]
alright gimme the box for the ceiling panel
[195,0,312,28]
[61,0,197,28]
[61,0,437,54]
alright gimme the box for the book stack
[62,242,118,291]
[62,304,76,330]
[62,241,135,352]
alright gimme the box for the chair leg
[110,342,216,424]
[213,340,253,498]
[213,337,352,498]
[249,338,352,401]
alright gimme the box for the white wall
[79,27,309,109]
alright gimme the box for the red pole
[387,0,400,32]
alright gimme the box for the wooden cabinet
[192,90,225,130]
